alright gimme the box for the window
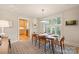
[45,17,61,36]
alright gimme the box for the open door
[19,19,29,41]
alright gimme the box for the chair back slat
[32,34,38,39]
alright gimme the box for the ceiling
[0,4,78,18]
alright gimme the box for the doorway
[19,19,30,41]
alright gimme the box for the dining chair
[53,36,65,53]
[38,35,49,53]
[8,39,11,53]
[32,33,38,46]
[8,39,11,49]
[60,37,65,51]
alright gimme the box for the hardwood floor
[19,35,28,41]
[10,40,76,54]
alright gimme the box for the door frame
[18,18,30,41]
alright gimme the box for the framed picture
[65,20,77,25]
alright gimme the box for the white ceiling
[0,4,79,18]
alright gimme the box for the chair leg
[61,45,63,54]
[44,45,46,53]
[49,41,50,49]
[44,40,46,53]
[35,39,37,46]
[38,39,40,48]
[32,38,33,45]
[52,44,55,54]
[63,44,65,49]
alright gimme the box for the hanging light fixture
[40,9,48,23]
[41,9,44,18]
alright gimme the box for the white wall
[0,8,39,43]
[0,10,18,43]
[29,18,39,40]
[38,6,79,47]
[62,7,79,47]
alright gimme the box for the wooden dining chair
[8,39,11,49]
[60,37,65,50]
[38,35,49,53]
[8,39,11,53]
[32,33,38,46]
[54,36,65,53]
